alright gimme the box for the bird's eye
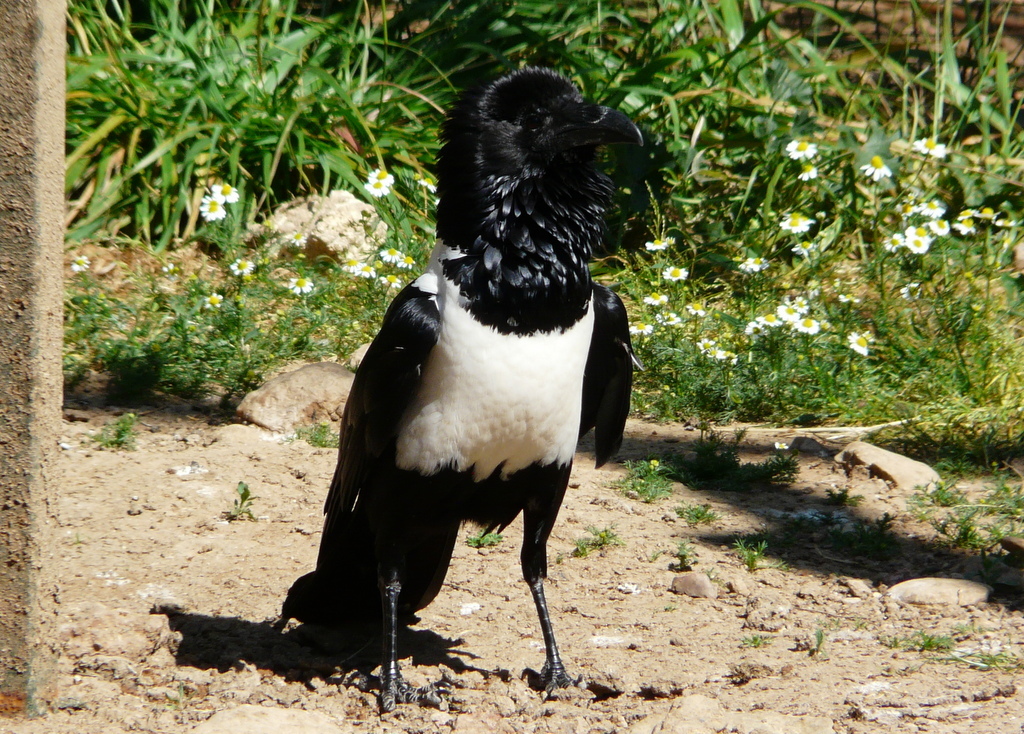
[521,112,546,131]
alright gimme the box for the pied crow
[283,66,642,712]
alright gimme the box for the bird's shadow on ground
[167,611,487,682]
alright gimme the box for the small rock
[999,536,1024,558]
[791,436,832,457]
[629,693,835,734]
[191,704,347,734]
[743,594,790,632]
[236,362,354,433]
[835,441,940,490]
[269,189,387,262]
[724,575,750,596]
[347,343,371,370]
[586,669,632,699]
[670,572,718,599]
[841,577,874,599]
[887,577,991,606]
[728,660,775,684]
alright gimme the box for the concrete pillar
[0,0,65,717]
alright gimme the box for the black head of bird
[282,67,642,713]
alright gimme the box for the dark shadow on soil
[167,611,488,682]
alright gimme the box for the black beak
[555,104,644,149]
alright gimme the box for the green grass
[666,430,799,490]
[909,475,1024,552]
[741,634,773,649]
[572,525,625,558]
[93,413,138,450]
[225,481,256,522]
[466,529,504,548]
[675,502,720,526]
[615,458,674,503]
[733,536,788,572]
[294,422,339,449]
[64,0,1024,473]
[881,630,955,652]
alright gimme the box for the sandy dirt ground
[4,394,1023,734]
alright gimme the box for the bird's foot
[524,661,584,696]
[379,674,449,713]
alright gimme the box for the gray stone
[628,693,835,734]
[791,435,832,457]
[840,577,874,599]
[191,704,346,734]
[236,362,354,433]
[1000,536,1024,558]
[887,577,991,606]
[835,441,940,490]
[670,572,718,599]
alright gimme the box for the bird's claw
[524,661,583,695]
[379,676,450,713]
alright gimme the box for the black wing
[320,282,440,543]
[580,283,637,467]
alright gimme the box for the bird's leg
[377,553,447,712]
[521,468,579,693]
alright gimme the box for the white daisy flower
[928,219,950,236]
[912,137,948,159]
[70,255,91,273]
[774,442,790,450]
[837,294,860,304]
[776,304,802,322]
[364,168,395,198]
[780,212,815,234]
[229,258,255,276]
[643,293,669,306]
[288,232,308,247]
[380,274,402,289]
[897,200,918,219]
[953,217,977,235]
[860,155,892,182]
[629,322,654,336]
[797,164,818,181]
[161,263,179,277]
[288,276,314,295]
[915,200,946,219]
[711,348,737,364]
[882,233,905,252]
[976,206,997,220]
[662,265,689,281]
[656,312,683,327]
[204,293,224,309]
[900,282,921,300]
[903,225,933,254]
[415,174,437,193]
[786,139,818,160]
[685,303,707,317]
[745,320,765,336]
[847,331,872,356]
[792,241,815,257]
[379,247,405,264]
[788,296,810,313]
[341,258,362,274]
[209,182,240,204]
[397,255,416,270]
[738,257,769,273]
[696,338,717,354]
[792,317,821,335]
[646,237,675,252]
[354,263,377,279]
[199,195,227,222]
[758,313,784,328]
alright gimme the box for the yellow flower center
[870,155,884,169]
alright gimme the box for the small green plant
[825,487,863,507]
[733,537,788,572]
[810,628,827,657]
[670,540,697,571]
[294,422,339,449]
[741,634,773,648]
[881,630,955,652]
[225,481,256,522]
[93,413,138,450]
[939,648,1023,671]
[675,502,720,526]
[466,529,504,548]
[615,458,674,503]
[666,432,799,491]
[572,525,624,558]
[829,514,898,560]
